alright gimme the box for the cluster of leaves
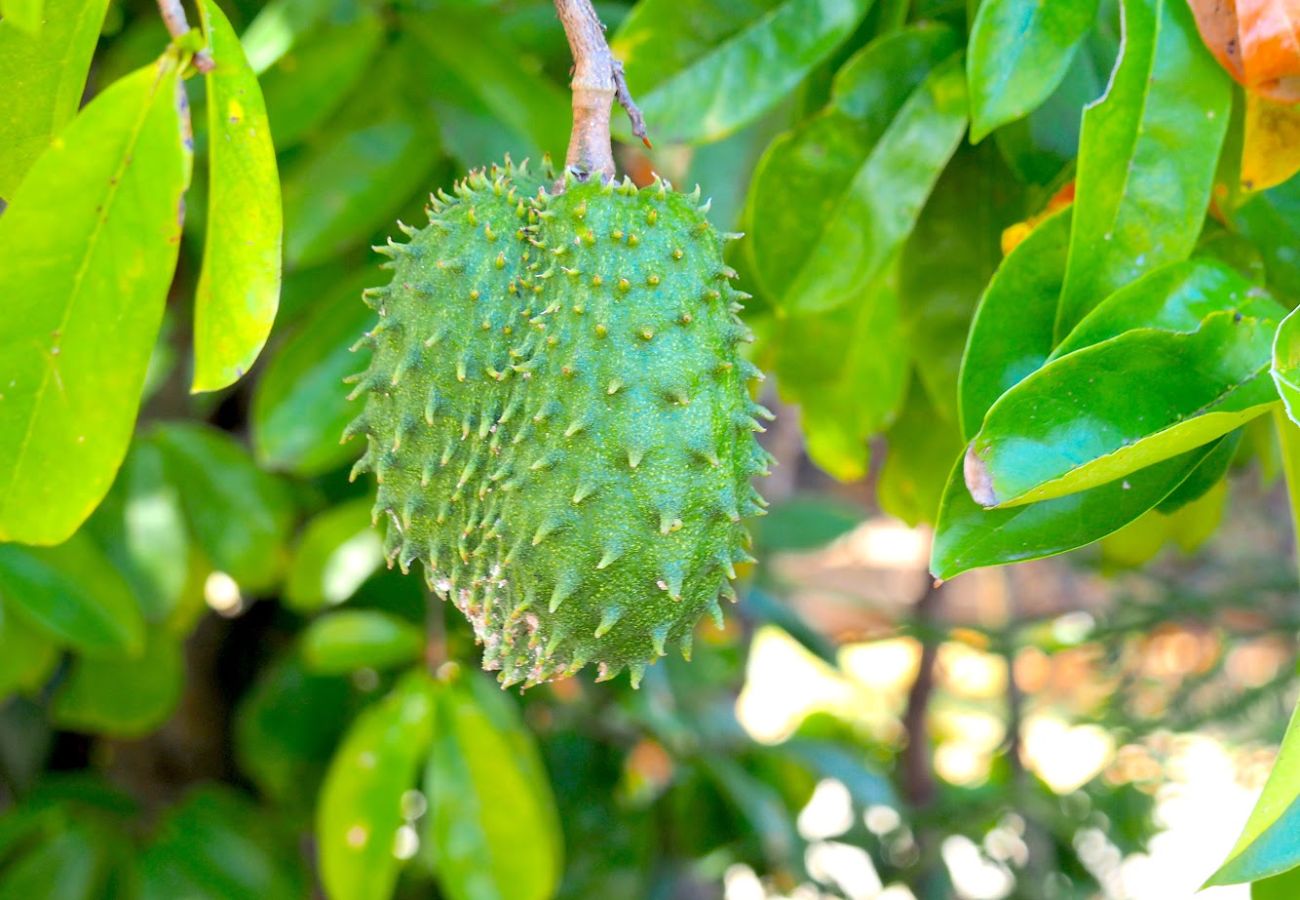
[3,0,1300,896]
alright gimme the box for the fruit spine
[346,158,771,687]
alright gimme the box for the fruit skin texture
[347,160,771,687]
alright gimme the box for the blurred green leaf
[85,441,190,624]
[0,820,122,900]
[251,267,378,476]
[0,598,58,699]
[0,533,145,659]
[302,610,424,675]
[747,33,967,314]
[405,13,569,163]
[1275,410,1300,573]
[0,57,189,545]
[931,439,1223,579]
[258,12,382,150]
[235,654,359,804]
[753,496,864,553]
[968,314,1278,508]
[50,627,183,737]
[192,0,283,393]
[967,0,1099,141]
[0,0,44,34]
[1055,0,1231,336]
[701,756,802,873]
[282,112,436,269]
[611,0,874,145]
[318,669,437,900]
[768,267,908,480]
[1154,426,1241,513]
[138,787,306,900]
[0,0,110,199]
[958,208,1071,440]
[1229,177,1300,304]
[426,671,563,900]
[285,498,382,612]
[153,423,295,591]
[240,0,358,73]
[878,381,964,527]
[1209,699,1300,885]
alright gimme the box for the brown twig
[156,0,214,73]
[553,0,650,184]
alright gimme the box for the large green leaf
[257,12,382,151]
[317,670,437,900]
[1254,864,1300,899]
[0,0,44,33]
[958,208,1071,440]
[152,423,295,591]
[967,0,1100,141]
[1275,303,1300,425]
[747,41,967,314]
[239,0,358,73]
[404,14,569,163]
[0,0,111,199]
[0,597,58,698]
[1229,178,1300,304]
[50,627,183,737]
[282,113,436,269]
[192,0,283,393]
[0,532,146,658]
[993,45,1101,185]
[425,672,563,900]
[879,381,964,526]
[1054,258,1286,358]
[301,610,424,675]
[611,0,874,145]
[250,267,378,475]
[284,498,382,612]
[1054,0,1231,336]
[931,440,1222,579]
[767,267,908,481]
[0,57,190,545]
[138,787,306,900]
[966,313,1279,507]
[1208,700,1300,885]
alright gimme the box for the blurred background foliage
[1,0,1300,898]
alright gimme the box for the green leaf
[766,267,908,480]
[879,381,965,526]
[958,207,1071,440]
[1154,426,1241,513]
[285,498,382,612]
[250,267,379,476]
[0,57,190,545]
[931,440,1222,579]
[1275,303,1300,425]
[258,13,382,151]
[0,820,117,900]
[239,0,355,74]
[317,670,438,900]
[0,0,111,199]
[611,0,873,146]
[138,787,306,900]
[192,0,283,393]
[282,113,436,269]
[967,0,1099,141]
[0,0,45,34]
[152,423,295,591]
[1253,864,1300,899]
[1208,700,1300,885]
[1275,410,1300,574]
[967,313,1279,508]
[0,597,58,698]
[425,672,563,900]
[746,35,967,313]
[1229,178,1300,304]
[50,627,183,737]
[404,14,569,163]
[301,611,424,675]
[1054,0,1231,336]
[0,533,145,659]
[753,496,865,553]
[234,654,358,804]
[1054,258,1286,359]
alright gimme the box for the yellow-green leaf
[192,0,283,393]
[0,0,45,36]
[0,0,110,198]
[0,57,190,545]
[1242,92,1300,193]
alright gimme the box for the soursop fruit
[346,158,772,687]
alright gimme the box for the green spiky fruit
[346,158,771,687]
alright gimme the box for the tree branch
[156,0,213,73]
[553,0,649,184]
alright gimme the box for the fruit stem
[156,0,213,72]
[554,0,650,185]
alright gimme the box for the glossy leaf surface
[0,58,189,544]
[301,611,424,675]
[284,498,382,612]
